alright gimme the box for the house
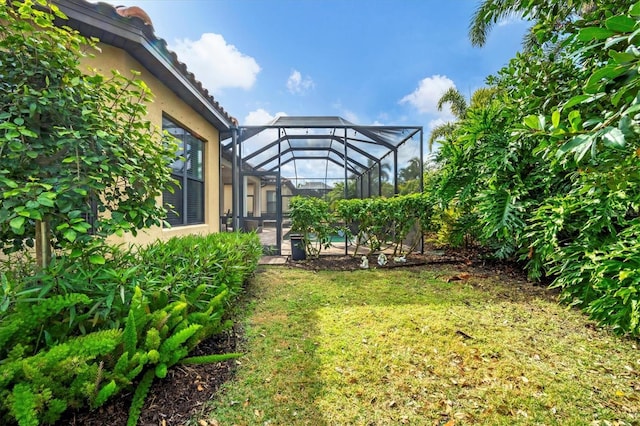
[220,154,296,226]
[53,0,236,245]
[296,181,334,199]
[259,177,296,219]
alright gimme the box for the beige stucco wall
[81,44,221,246]
[223,184,232,215]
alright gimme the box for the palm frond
[428,122,457,151]
[469,0,524,47]
[437,87,468,119]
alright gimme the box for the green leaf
[578,27,615,41]
[619,115,634,137]
[609,50,636,64]
[27,210,42,221]
[0,178,19,189]
[557,134,593,161]
[63,229,77,242]
[9,216,26,234]
[620,270,633,281]
[611,87,629,106]
[19,128,38,138]
[8,140,23,151]
[623,102,640,116]
[568,110,582,132]
[601,127,625,148]
[37,193,56,207]
[631,2,640,16]
[585,65,627,93]
[5,129,20,139]
[551,110,560,128]
[89,254,106,265]
[524,115,543,130]
[605,16,636,33]
[583,117,603,128]
[72,223,89,233]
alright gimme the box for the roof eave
[54,0,234,134]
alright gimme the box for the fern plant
[0,329,122,425]
[0,231,262,425]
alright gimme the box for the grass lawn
[199,265,639,425]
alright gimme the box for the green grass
[198,266,640,425]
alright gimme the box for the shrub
[333,193,437,257]
[289,196,334,258]
[0,232,261,425]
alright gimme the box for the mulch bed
[287,250,466,272]
[58,326,242,426]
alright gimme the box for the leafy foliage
[289,193,436,259]
[0,0,178,267]
[289,196,334,258]
[0,232,261,425]
[434,0,640,335]
[524,0,640,334]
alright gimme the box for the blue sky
[99,0,530,146]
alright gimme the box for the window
[162,116,205,226]
[266,190,276,214]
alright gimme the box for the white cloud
[239,109,288,172]
[399,75,456,116]
[286,70,314,95]
[497,14,524,27]
[342,110,359,124]
[243,108,287,125]
[427,117,448,131]
[171,33,261,93]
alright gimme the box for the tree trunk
[35,219,52,270]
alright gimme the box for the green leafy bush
[332,193,436,257]
[432,0,640,336]
[0,232,261,425]
[289,196,334,258]
[0,0,178,269]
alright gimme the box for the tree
[398,157,422,183]
[442,0,640,335]
[429,87,498,148]
[0,0,178,268]
[325,181,357,207]
[468,0,598,48]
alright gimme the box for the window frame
[162,115,206,227]
[266,190,277,215]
